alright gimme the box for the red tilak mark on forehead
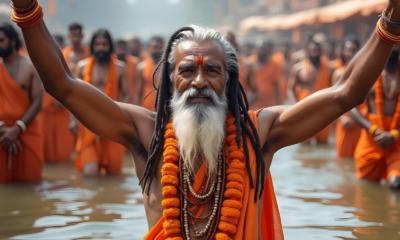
[197,55,203,65]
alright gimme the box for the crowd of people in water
[4,0,400,238]
[2,20,400,189]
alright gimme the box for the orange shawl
[298,57,330,101]
[0,63,43,182]
[144,110,283,240]
[125,54,139,104]
[141,57,158,111]
[75,56,118,170]
[252,59,282,109]
[62,45,90,64]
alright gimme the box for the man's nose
[191,69,207,89]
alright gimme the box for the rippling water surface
[1,143,400,239]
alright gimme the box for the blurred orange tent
[239,0,386,35]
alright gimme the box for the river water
[1,143,400,239]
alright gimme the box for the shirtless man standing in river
[10,0,400,238]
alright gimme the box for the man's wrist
[12,0,34,8]
[12,124,22,134]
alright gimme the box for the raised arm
[264,1,400,152]
[12,0,137,147]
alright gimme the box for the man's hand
[374,129,394,149]
[69,119,78,136]
[0,125,21,148]
[340,116,355,130]
[8,140,22,154]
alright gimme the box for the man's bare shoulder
[117,102,156,149]
[291,62,303,75]
[20,55,37,75]
[257,105,292,151]
[115,59,126,68]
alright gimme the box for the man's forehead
[174,40,224,62]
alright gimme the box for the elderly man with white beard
[10,0,400,239]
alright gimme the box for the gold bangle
[369,124,378,134]
[391,129,399,140]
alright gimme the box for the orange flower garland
[216,112,245,240]
[161,111,246,240]
[161,120,182,240]
[374,76,400,131]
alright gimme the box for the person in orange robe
[287,40,332,143]
[350,46,400,189]
[223,31,259,105]
[73,29,130,176]
[251,41,282,109]
[137,36,164,110]
[0,23,43,182]
[127,36,148,61]
[115,39,140,104]
[143,110,283,240]
[62,22,90,73]
[272,43,292,104]
[332,37,364,157]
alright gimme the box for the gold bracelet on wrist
[369,124,379,134]
[391,129,399,141]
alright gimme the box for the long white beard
[171,87,228,179]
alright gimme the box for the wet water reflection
[1,144,400,239]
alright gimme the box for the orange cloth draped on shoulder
[298,57,331,142]
[62,45,90,64]
[0,63,44,182]
[39,91,75,162]
[125,54,139,104]
[333,58,344,71]
[75,56,125,173]
[272,52,287,104]
[141,57,158,111]
[251,58,282,109]
[354,114,400,180]
[143,110,283,240]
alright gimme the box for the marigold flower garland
[375,76,400,132]
[161,111,246,240]
[161,120,182,240]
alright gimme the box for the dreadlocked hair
[139,25,266,203]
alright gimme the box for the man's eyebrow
[178,63,193,69]
[207,63,222,68]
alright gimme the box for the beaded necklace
[160,111,247,240]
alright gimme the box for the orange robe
[62,45,90,67]
[125,54,139,104]
[75,57,125,173]
[354,113,400,180]
[298,57,331,143]
[0,63,44,182]
[141,58,158,111]
[335,97,367,158]
[252,58,282,109]
[272,52,287,104]
[39,92,75,162]
[144,110,284,240]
